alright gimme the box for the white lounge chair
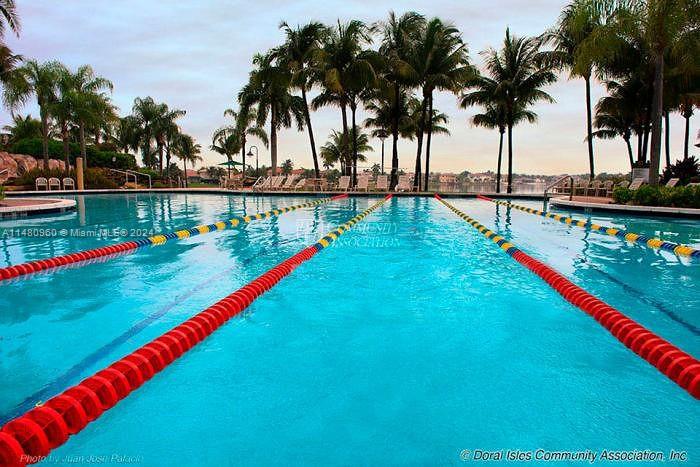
[356,175,370,192]
[597,180,613,197]
[35,177,48,191]
[62,177,75,190]
[396,175,412,192]
[665,178,679,188]
[252,176,271,191]
[293,178,307,191]
[48,177,61,190]
[269,175,285,191]
[337,176,350,191]
[280,175,298,190]
[586,180,601,196]
[375,175,388,191]
[628,178,645,190]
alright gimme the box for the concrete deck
[550,196,700,219]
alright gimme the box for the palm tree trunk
[79,121,87,169]
[684,113,690,160]
[351,102,359,187]
[496,128,504,194]
[301,87,320,178]
[507,123,513,194]
[183,158,187,188]
[585,75,595,180]
[648,52,664,185]
[664,111,670,167]
[241,135,247,179]
[390,83,400,189]
[380,138,385,174]
[636,131,642,163]
[413,96,427,190]
[158,144,164,175]
[624,136,634,170]
[340,102,350,176]
[423,95,434,192]
[270,104,278,175]
[61,123,70,170]
[642,126,649,163]
[40,109,50,170]
[165,146,171,186]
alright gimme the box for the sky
[1,0,696,176]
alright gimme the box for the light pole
[247,145,259,176]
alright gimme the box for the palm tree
[153,103,185,174]
[0,0,20,38]
[114,116,141,155]
[320,128,373,169]
[239,51,304,175]
[2,113,41,142]
[131,97,161,169]
[0,44,20,85]
[541,0,600,180]
[377,11,424,188]
[592,79,641,169]
[173,133,201,187]
[467,30,556,193]
[277,21,327,177]
[467,103,507,192]
[679,93,698,159]
[410,17,471,190]
[3,60,63,168]
[64,65,114,168]
[227,106,268,175]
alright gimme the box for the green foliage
[9,138,136,169]
[613,185,700,208]
[661,156,700,185]
[8,167,118,189]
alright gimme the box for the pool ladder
[543,175,573,209]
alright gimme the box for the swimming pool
[1,193,698,465]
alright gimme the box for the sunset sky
[1,0,696,175]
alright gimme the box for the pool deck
[550,196,700,219]
[0,197,77,218]
[4,187,545,200]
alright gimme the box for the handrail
[125,170,152,189]
[543,175,573,206]
[108,169,137,187]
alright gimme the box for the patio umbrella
[218,160,246,178]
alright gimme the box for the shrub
[614,184,700,208]
[9,138,136,170]
[612,187,632,204]
[661,156,700,185]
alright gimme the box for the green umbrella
[218,160,245,167]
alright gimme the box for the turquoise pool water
[0,194,698,465]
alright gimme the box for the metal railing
[543,175,573,208]
[126,170,152,189]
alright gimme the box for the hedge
[9,138,136,170]
[612,185,700,209]
[8,167,118,189]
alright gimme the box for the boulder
[0,152,19,180]
[9,153,38,174]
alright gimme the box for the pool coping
[549,196,700,219]
[0,197,77,218]
[4,188,545,200]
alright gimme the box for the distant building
[185,169,201,183]
[468,173,494,183]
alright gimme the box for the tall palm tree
[239,51,304,175]
[0,44,20,84]
[114,116,141,156]
[131,96,160,169]
[173,133,201,188]
[377,11,424,188]
[410,17,471,190]
[153,103,185,174]
[679,93,698,159]
[228,106,268,175]
[320,128,372,169]
[3,60,63,168]
[467,30,556,194]
[277,21,327,177]
[541,0,600,180]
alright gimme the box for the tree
[153,103,185,174]
[3,60,63,168]
[591,79,640,169]
[280,158,293,174]
[465,103,507,192]
[239,51,304,175]
[114,116,141,155]
[541,0,600,180]
[173,133,201,187]
[320,128,372,169]
[225,106,268,175]
[277,21,327,177]
[377,11,425,188]
[0,0,20,39]
[466,30,555,193]
[131,96,161,169]
[410,17,471,190]
[0,44,20,85]
[2,113,41,142]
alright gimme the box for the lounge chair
[62,177,75,190]
[616,180,630,189]
[375,175,388,191]
[293,178,307,191]
[280,175,298,190]
[48,177,61,190]
[35,177,48,191]
[356,175,370,192]
[270,175,285,191]
[586,180,601,196]
[337,176,351,191]
[628,178,645,190]
[597,180,613,197]
[396,175,412,192]
[252,176,271,191]
[665,178,679,188]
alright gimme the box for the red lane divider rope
[0,195,348,284]
[0,195,390,466]
[435,194,700,400]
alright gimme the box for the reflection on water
[433,181,547,194]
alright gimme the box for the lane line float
[476,195,699,258]
[435,194,700,400]
[0,195,391,466]
[0,195,348,283]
